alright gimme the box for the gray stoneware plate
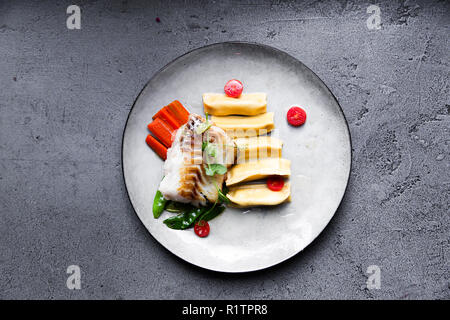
[122,42,351,272]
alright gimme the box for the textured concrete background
[0,0,448,299]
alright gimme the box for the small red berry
[267,176,284,191]
[224,79,243,98]
[194,220,210,237]
[287,106,307,126]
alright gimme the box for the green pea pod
[163,206,208,230]
[165,201,193,213]
[152,190,167,219]
[201,205,226,222]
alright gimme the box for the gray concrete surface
[0,0,448,299]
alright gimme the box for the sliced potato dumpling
[227,182,291,207]
[211,112,274,138]
[226,158,291,186]
[235,136,283,163]
[203,93,267,116]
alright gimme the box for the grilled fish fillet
[159,114,235,206]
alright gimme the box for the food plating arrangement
[145,79,307,238]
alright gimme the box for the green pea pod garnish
[163,206,208,230]
[152,190,167,219]
[165,201,193,213]
[201,205,226,222]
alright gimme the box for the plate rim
[121,41,353,273]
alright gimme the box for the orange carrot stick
[167,100,189,125]
[153,107,181,129]
[146,134,167,160]
[152,107,165,120]
[147,118,174,147]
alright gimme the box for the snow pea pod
[165,201,193,213]
[163,206,209,230]
[152,190,167,219]
[201,205,226,222]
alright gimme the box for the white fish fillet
[159,114,235,206]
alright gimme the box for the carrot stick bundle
[147,118,174,147]
[145,134,167,160]
[166,100,189,125]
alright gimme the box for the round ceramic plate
[122,42,351,272]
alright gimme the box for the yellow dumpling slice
[235,136,283,163]
[203,93,267,116]
[226,158,291,186]
[211,112,274,138]
[227,182,291,207]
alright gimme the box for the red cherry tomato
[194,220,210,237]
[287,106,307,126]
[224,79,243,98]
[267,176,285,191]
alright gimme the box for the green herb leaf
[204,163,227,176]
[195,122,211,134]
[212,164,227,175]
[204,164,213,176]
[195,113,211,135]
[204,143,217,158]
